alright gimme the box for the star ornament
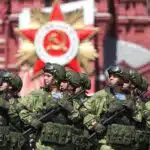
[16,1,97,75]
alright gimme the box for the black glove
[94,123,106,134]
[58,100,73,113]
[122,100,135,111]
[108,102,124,114]
[30,119,43,130]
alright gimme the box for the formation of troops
[0,63,150,150]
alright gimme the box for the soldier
[17,64,78,149]
[0,70,10,150]
[0,70,25,150]
[17,63,66,148]
[80,65,148,150]
[129,72,148,102]
[1,71,22,99]
[19,64,95,150]
[57,70,82,114]
[42,62,66,100]
[59,71,92,124]
[39,69,93,150]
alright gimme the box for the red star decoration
[17,1,96,75]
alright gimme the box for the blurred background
[0,0,150,96]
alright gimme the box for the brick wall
[0,0,150,93]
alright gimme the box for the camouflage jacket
[143,101,150,128]
[68,93,89,124]
[81,88,144,130]
[18,89,56,126]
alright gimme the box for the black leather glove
[58,100,73,113]
[30,119,43,130]
[94,123,106,134]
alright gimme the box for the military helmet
[65,70,81,87]
[79,73,91,90]
[43,63,66,81]
[128,69,143,88]
[2,72,23,93]
[105,65,129,82]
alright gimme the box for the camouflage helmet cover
[65,70,81,87]
[2,72,23,92]
[43,63,66,81]
[79,72,91,90]
[128,70,142,88]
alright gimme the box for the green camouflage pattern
[79,73,91,90]
[82,88,143,130]
[43,63,66,81]
[106,124,150,150]
[2,72,22,93]
[18,89,56,126]
[144,101,150,128]
[65,70,81,87]
[68,94,89,123]
[128,70,142,88]
[0,126,9,149]
[106,124,135,145]
[39,122,92,149]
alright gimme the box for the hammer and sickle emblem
[46,31,67,51]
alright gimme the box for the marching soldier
[80,65,148,150]
[58,71,92,125]
[0,70,25,150]
[18,63,92,150]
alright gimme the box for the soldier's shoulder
[19,89,45,102]
[29,89,48,96]
[93,88,108,97]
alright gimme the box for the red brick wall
[0,0,150,93]
[95,0,150,94]
[0,0,44,70]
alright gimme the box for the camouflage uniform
[57,70,82,122]
[0,70,10,150]
[66,72,91,124]
[81,66,146,150]
[142,77,150,130]
[18,63,65,149]
[56,71,96,149]
[18,64,89,150]
[0,71,25,150]
[39,69,93,150]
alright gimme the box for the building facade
[0,0,150,94]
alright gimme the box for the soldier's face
[43,72,54,86]
[0,82,9,91]
[108,74,120,86]
[60,81,68,91]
